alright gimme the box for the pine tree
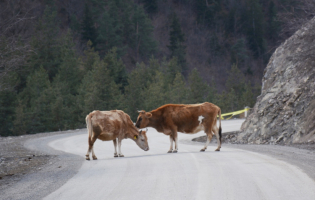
[103,48,128,93]
[28,6,63,81]
[16,67,52,134]
[123,63,152,120]
[0,90,16,136]
[267,1,280,42]
[142,0,158,14]
[168,13,187,75]
[81,3,97,46]
[244,0,266,57]
[165,57,181,85]
[78,58,123,118]
[143,71,168,111]
[188,68,208,103]
[168,72,188,104]
[132,5,157,61]
[96,10,123,56]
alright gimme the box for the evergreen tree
[168,13,187,75]
[188,68,208,103]
[244,0,266,57]
[81,40,100,72]
[78,58,123,118]
[231,38,249,65]
[132,5,157,61]
[12,100,27,136]
[143,71,168,111]
[16,67,52,134]
[96,10,123,56]
[103,48,128,93]
[168,72,188,104]
[267,1,280,41]
[0,91,16,136]
[142,0,158,14]
[123,63,152,120]
[28,6,63,81]
[165,57,181,85]
[81,3,97,46]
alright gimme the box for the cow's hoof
[173,150,178,153]
[114,155,118,158]
[86,157,90,160]
[167,150,172,153]
[215,149,220,151]
[119,154,124,157]
[92,156,97,160]
[200,149,205,152]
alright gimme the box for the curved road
[43,119,315,200]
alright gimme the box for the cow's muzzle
[144,147,149,151]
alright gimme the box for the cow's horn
[139,130,142,134]
[137,110,142,113]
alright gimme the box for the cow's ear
[145,112,152,118]
[134,135,138,140]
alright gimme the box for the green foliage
[142,0,158,14]
[143,71,168,111]
[28,6,62,80]
[167,72,189,104]
[103,48,128,93]
[243,0,266,57]
[132,5,157,60]
[188,68,209,104]
[81,4,97,46]
[231,38,249,64]
[0,91,16,136]
[123,63,152,120]
[168,13,187,74]
[78,55,123,119]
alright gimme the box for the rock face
[238,17,315,145]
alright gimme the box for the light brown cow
[85,110,149,160]
[135,102,222,153]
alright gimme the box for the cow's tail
[86,114,93,146]
[218,108,222,144]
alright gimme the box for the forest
[1,0,314,136]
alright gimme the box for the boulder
[238,17,315,145]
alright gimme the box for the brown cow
[135,102,222,153]
[85,110,149,160]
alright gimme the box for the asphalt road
[42,119,315,200]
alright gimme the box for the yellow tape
[218,108,250,120]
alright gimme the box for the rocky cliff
[238,17,315,145]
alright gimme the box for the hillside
[1,0,313,136]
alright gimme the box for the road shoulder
[0,130,85,200]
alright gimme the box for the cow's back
[89,110,125,141]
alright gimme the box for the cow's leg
[113,139,118,157]
[86,136,97,160]
[213,125,221,151]
[168,135,173,153]
[173,132,178,153]
[92,146,97,160]
[200,132,213,152]
[118,138,124,157]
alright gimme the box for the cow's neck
[148,111,164,132]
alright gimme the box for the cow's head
[135,110,152,128]
[133,129,149,151]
